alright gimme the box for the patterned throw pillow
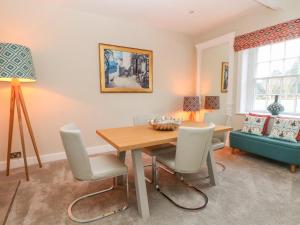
[269,118,300,142]
[241,115,267,136]
[249,113,271,135]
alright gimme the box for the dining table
[96,121,232,218]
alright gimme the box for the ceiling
[52,0,267,35]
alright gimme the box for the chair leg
[68,175,129,223]
[215,161,226,172]
[159,165,175,175]
[144,156,174,184]
[152,156,157,187]
[155,163,208,211]
[144,163,153,183]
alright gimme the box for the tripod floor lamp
[0,43,42,181]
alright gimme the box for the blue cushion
[230,130,300,164]
[231,130,300,150]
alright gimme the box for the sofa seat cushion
[230,130,300,165]
[231,130,300,149]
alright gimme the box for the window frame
[247,39,300,116]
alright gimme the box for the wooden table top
[96,121,232,151]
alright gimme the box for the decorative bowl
[149,116,182,131]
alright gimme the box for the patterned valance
[234,18,300,51]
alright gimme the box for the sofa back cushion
[249,113,271,135]
[269,118,300,143]
[266,117,275,135]
[241,115,267,136]
[276,116,300,141]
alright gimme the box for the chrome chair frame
[132,115,175,185]
[204,112,229,174]
[144,156,175,185]
[155,164,208,210]
[153,124,215,210]
[68,175,129,223]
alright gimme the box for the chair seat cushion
[212,138,225,150]
[156,148,176,171]
[90,154,128,180]
[142,143,176,156]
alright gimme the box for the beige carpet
[0,179,20,225]
[0,148,299,225]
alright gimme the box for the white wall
[200,43,228,119]
[193,0,300,43]
[0,0,195,162]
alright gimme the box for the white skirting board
[0,145,115,171]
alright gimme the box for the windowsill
[236,112,300,119]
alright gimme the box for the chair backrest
[133,114,156,125]
[60,123,92,181]
[204,112,228,142]
[175,123,215,173]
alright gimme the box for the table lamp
[204,96,220,111]
[183,96,200,121]
[0,43,42,181]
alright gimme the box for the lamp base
[189,112,197,121]
[6,80,42,181]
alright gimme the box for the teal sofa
[230,130,300,173]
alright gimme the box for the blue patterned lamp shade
[0,43,36,82]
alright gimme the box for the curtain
[234,18,300,51]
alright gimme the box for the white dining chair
[60,123,129,223]
[133,115,175,185]
[155,123,215,210]
[204,112,228,171]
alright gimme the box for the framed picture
[221,62,229,93]
[99,43,153,93]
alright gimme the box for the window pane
[282,77,297,95]
[257,45,270,62]
[271,42,285,60]
[298,79,300,94]
[284,58,300,75]
[256,62,270,77]
[268,78,281,95]
[285,38,300,58]
[255,80,267,94]
[254,95,266,111]
[280,95,296,113]
[270,60,283,76]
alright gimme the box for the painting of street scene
[99,44,153,93]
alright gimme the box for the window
[238,38,300,115]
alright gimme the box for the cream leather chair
[204,112,228,171]
[133,115,175,185]
[60,123,129,223]
[155,123,215,210]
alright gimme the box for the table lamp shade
[183,96,200,112]
[0,43,36,82]
[204,96,220,110]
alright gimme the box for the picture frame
[221,62,229,93]
[99,43,153,93]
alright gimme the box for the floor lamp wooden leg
[15,87,29,181]
[6,87,16,176]
[18,87,42,168]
